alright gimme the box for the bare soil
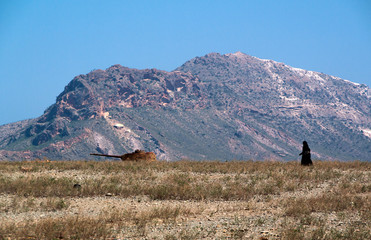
[0,160,370,239]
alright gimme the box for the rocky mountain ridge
[0,52,370,161]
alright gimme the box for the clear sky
[0,0,370,125]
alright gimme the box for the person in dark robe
[299,141,313,166]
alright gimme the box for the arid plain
[0,160,370,239]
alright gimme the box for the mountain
[0,52,370,161]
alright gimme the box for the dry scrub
[0,160,370,239]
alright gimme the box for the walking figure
[300,141,313,166]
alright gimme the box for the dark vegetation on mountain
[0,52,370,161]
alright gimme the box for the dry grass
[1,216,110,239]
[0,160,370,239]
[284,194,370,217]
[0,202,198,239]
[2,160,368,200]
[0,196,69,213]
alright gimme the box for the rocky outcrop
[42,66,206,121]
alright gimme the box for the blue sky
[0,0,370,125]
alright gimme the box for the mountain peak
[225,51,247,58]
[107,64,124,70]
[204,51,249,60]
[205,52,221,57]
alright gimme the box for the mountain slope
[0,52,370,161]
[176,52,371,160]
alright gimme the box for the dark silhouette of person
[299,141,313,166]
